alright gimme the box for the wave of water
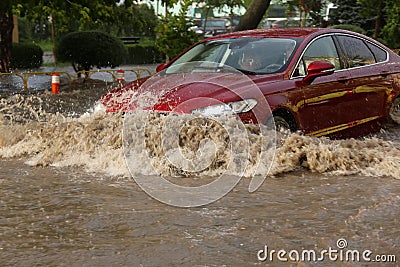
[0,91,399,180]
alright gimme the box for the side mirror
[156,63,167,72]
[303,61,335,84]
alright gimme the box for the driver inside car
[238,51,262,71]
[282,41,296,64]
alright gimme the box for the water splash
[0,92,399,180]
[271,134,400,178]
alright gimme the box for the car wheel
[389,97,400,124]
[274,115,292,133]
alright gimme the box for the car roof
[206,28,335,40]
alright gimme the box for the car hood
[101,72,284,113]
[100,77,150,113]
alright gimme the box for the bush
[329,24,367,35]
[57,31,127,74]
[125,44,164,64]
[10,43,43,69]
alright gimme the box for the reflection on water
[0,82,399,265]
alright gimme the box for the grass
[34,40,55,52]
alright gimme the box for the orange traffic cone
[52,72,60,94]
[116,69,125,83]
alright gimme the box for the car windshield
[166,37,300,75]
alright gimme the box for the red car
[101,28,400,138]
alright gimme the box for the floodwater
[0,70,399,266]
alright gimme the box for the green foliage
[10,42,43,69]
[120,4,158,37]
[35,40,54,52]
[382,0,400,48]
[356,0,385,38]
[331,0,399,45]
[357,0,383,22]
[81,4,158,38]
[125,44,164,64]
[283,0,324,27]
[3,0,159,73]
[330,24,367,34]
[57,31,127,72]
[13,1,158,38]
[155,0,200,61]
[17,17,52,43]
[160,0,179,9]
[329,0,363,26]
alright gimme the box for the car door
[335,34,393,123]
[292,35,355,136]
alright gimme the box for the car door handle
[337,76,350,83]
[380,70,390,76]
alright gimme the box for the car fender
[264,94,300,127]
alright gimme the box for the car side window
[336,36,376,68]
[366,42,387,62]
[293,36,340,77]
[294,58,307,77]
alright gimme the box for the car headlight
[192,99,258,116]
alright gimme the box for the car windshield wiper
[236,68,258,75]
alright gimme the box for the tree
[79,2,158,38]
[284,0,325,27]
[382,0,400,48]
[0,0,122,73]
[358,0,385,39]
[159,0,179,17]
[329,0,363,26]
[200,0,244,31]
[235,0,271,31]
[155,0,199,61]
[0,0,14,72]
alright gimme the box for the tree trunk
[235,0,271,31]
[0,9,13,73]
[299,0,303,27]
[374,0,383,39]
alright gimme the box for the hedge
[125,44,164,64]
[11,42,43,69]
[58,31,127,71]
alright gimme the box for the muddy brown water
[0,81,399,266]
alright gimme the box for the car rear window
[366,42,387,62]
[336,35,376,68]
